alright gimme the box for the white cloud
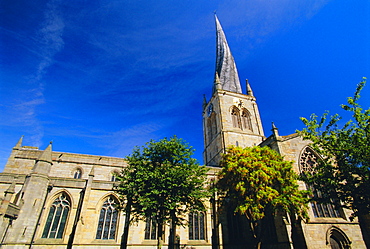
[105,121,171,157]
[218,0,332,44]
[17,0,65,147]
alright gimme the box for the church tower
[203,15,264,166]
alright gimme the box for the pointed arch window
[327,227,351,249]
[231,107,241,129]
[144,216,158,240]
[207,118,213,142]
[73,168,82,179]
[211,113,217,136]
[241,109,252,131]
[189,211,206,240]
[96,196,118,240]
[42,193,70,239]
[300,147,341,218]
[207,113,218,143]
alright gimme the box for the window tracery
[327,227,351,249]
[231,106,241,129]
[299,147,341,218]
[241,109,252,131]
[42,193,70,239]
[96,196,118,240]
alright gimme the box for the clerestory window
[73,168,82,179]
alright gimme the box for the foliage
[298,78,370,218]
[114,136,209,241]
[217,146,309,237]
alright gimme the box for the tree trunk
[168,210,176,249]
[157,222,164,249]
[120,200,132,249]
[357,212,370,249]
[249,219,262,249]
[211,191,219,249]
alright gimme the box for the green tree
[217,146,309,249]
[114,136,210,249]
[299,77,370,248]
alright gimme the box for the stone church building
[0,16,366,248]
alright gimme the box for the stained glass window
[144,216,157,240]
[42,193,70,239]
[96,196,118,240]
[299,147,341,218]
[189,211,205,240]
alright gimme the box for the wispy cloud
[18,0,65,147]
[218,0,332,47]
[104,121,170,158]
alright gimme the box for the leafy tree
[114,136,210,249]
[216,146,309,249]
[299,77,370,248]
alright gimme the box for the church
[0,16,366,249]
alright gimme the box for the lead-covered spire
[214,15,242,94]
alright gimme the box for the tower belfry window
[231,107,241,129]
[241,109,252,131]
[207,118,213,142]
[211,113,217,136]
[207,112,217,143]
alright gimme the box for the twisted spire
[214,15,242,94]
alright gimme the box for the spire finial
[15,136,24,148]
[246,79,254,96]
[272,122,279,138]
[203,94,207,109]
[36,143,53,164]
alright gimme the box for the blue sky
[1,0,369,170]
